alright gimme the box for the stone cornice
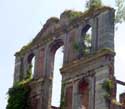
[15,6,114,57]
[60,49,115,74]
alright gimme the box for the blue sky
[0,0,125,108]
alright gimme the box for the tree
[86,0,125,24]
[115,0,125,24]
[86,0,102,9]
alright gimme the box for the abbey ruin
[10,5,125,109]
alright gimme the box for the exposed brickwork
[12,6,122,109]
[65,85,73,109]
[36,48,45,78]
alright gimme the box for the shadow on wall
[51,106,60,109]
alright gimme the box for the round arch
[48,39,64,77]
[27,52,36,79]
[78,78,89,109]
[80,24,92,55]
[48,38,64,107]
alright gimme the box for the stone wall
[13,6,115,109]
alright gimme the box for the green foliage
[68,11,82,21]
[73,42,81,52]
[47,17,59,24]
[25,64,32,80]
[6,80,31,109]
[85,0,125,24]
[115,0,125,24]
[60,82,66,109]
[102,79,113,93]
[86,0,102,9]
[102,79,114,101]
[62,10,82,21]
[7,65,32,109]
[73,34,92,55]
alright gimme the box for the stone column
[14,56,23,83]
[41,78,52,109]
[89,75,95,109]
[72,81,79,109]
[34,48,45,79]
[95,65,110,109]
[98,9,115,50]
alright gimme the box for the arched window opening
[27,53,35,79]
[81,25,92,55]
[51,46,64,108]
[78,79,89,109]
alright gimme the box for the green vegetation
[73,41,81,52]
[6,79,31,109]
[86,0,102,9]
[46,17,59,24]
[102,79,124,106]
[69,6,113,27]
[7,63,33,109]
[62,10,82,21]
[85,0,125,24]
[60,82,66,109]
[16,0,125,58]
[102,79,114,101]
[25,64,32,80]
[115,0,125,24]
[15,5,114,58]
[73,34,92,56]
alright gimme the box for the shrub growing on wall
[102,79,114,103]
[6,80,31,109]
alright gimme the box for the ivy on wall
[25,64,32,80]
[62,10,82,21]
[60,82,66,109]
[86,0,102,9]
[102,79,114,102]
[73,34,92,57]
[6,79,31,109]
[7,64,33,109]
[102,79,125,106]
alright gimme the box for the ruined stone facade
[13,6,125,109]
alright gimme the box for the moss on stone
[60,82,66,109]
[15,41,33,56]
[86,0,102,9]
[69,6,113,26]
[43,17,59,29]
[46,17,59,24]
[15,6,113,57]
[61,10,82,21]
[7,78,32,109]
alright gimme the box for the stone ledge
[15,7,114,57]
[60,49,115,74]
